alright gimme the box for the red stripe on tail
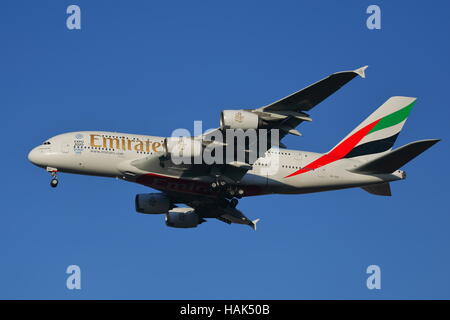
[284,119,380,178]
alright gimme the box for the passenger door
[61,139,71,153]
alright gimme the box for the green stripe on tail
[368,101,415,134]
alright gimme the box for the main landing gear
[211,178,243,209]
[47,167,59,188]
[229,198,239,208]
[210,178,245,199]
[218,197,239,209]
[211,179,226,190]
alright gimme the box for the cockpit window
[42,141,51,145]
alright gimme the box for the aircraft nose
[28,147,46,167]
[28,147,38,164]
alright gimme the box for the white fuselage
[28,131,404,197]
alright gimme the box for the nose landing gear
[50,177,58,188]
[47,167,59,188]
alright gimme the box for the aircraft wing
[251,65,368,139]
[204,66,367,143]
[258,66,367,113]
[162,193,261,230]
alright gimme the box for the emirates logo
[234,112,244,123]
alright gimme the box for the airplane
[27,66,439,230]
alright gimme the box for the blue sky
[1,0,449,299]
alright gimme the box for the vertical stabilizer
[330,96,416,159]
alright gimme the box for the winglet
[354,65,368,78]
[251,218,260,231]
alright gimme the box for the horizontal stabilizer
[352,139,440,174]
[361,183,391,196]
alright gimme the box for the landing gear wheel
[50,178,58,188]
[227,188,236,197]
[211,178,227,191]
[47,168,59,188]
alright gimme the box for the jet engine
[220,110,262,129]
[135,193,173,214]
[164,136,203,160]
[165,208,205,228]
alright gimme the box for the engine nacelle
[220,110,261,129]
[165,208,202,228]
[164,137,203,160]
[135,193,172,214]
